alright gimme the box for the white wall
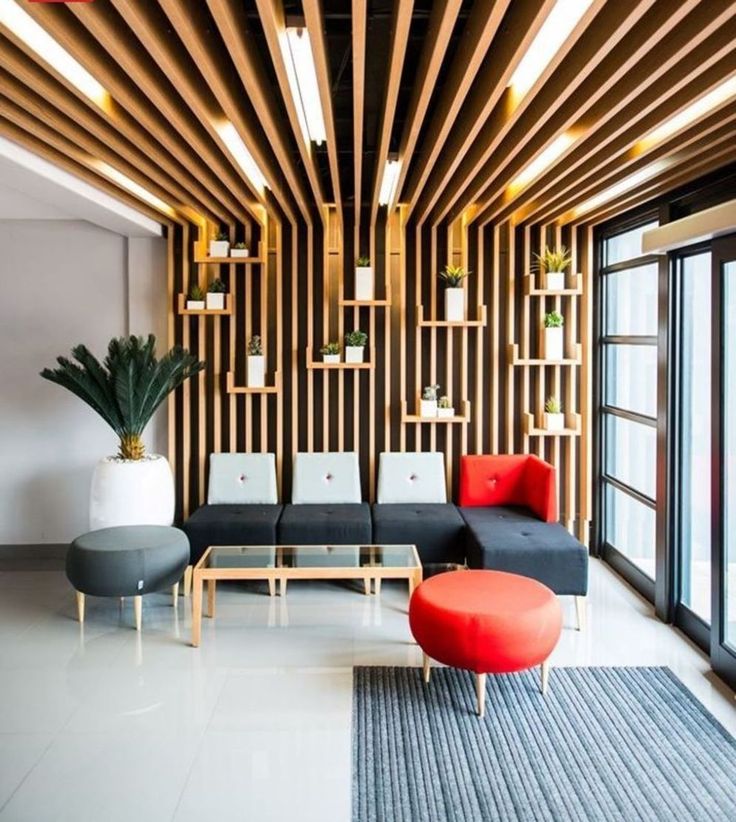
[0,221,167,544]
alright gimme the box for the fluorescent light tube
[508,0,594,99]
[215,121,268,194]
[93,160,176,217]
[571,159,670,218]
[509,133,575,192]
[378,158,401,206]
[283,26,327,146]
[0,0,108,108]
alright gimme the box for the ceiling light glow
[509,133,575,192]
[571,159,671,218]
[283,26,327,146]
[215,121,268,194]
[93,160,176,217]
[378,158,401,207]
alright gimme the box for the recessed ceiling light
[282,25,327,146]
[571,159,671,218]
[215,122,268,194]
[0,0,109,109]
[92,160,176,217]
[509,133,576,192]
[378,158,401,207]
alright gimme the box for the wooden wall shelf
[524,273,582,296]
[523,412,581,437]
[177,294,232,315]
[417,304,487,327]
[306,347,375,369]
[226,371,280,394]
[339,298,391,307]
[401,400,471,424]
[508,343,582,366]
[193,240,264,265]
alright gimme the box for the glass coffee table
[190,544,422,646]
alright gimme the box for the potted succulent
[247,335,265,387]
[437,395,455,419]
[355,255,374,301]
[533,246,572,291]
[209,231,230,258]
[420,384,440,418]
[186,284,205,311]
[41,335,204,530]
[543,310,564,360]
[206,278,227,310]
[231,242,250,258]
[345,329,368,363]
[544,396,564,431]
[439,264,469,322]
[320,342,340,364]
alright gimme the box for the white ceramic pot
[345,346,365,364]
[323,354,340,364]
[355,266,374,301]
[544,327,564,361]
[206,292,225,310]
[545,271,565,291]
[445,288,465,322]
[247,355,265,387]
[209,240,230,258]
[437,407,455,419]
[89,454,174,531]
[420,399,438,418]
[544,412,565,431]
[186,300,205,311]
[231,248,249,258]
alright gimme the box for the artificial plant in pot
[41,335,204,530]
[439,265,469,322]
[544,396,564,431]
[247,335,265,387]
[533,246,571,291]
[345,329,368,363]
[206,278,227,310]
[543,310,564,360]
[420,384,440,418]
[437,395,455,419]
[209,231,230,258]
[231,242,249,258]
[355,255,374,301]
[320,342,340,364]
[187,284,205,311]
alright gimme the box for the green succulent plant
[545,396,562,414]
[234,242,248,250]
[356,256,371,267]
[189,284,205,301]
[320,342,340,356]
[345,330,368,347]
[214,231,229,242]
[208,278,227,293]
[422,384,440,401]
[544,311,564,328]
[438,395,452,409]
[533,246,572,274]
[438,264,470,288]
[248,335,263,356]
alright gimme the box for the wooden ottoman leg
[422,653,431,684]
[183,565,193,598]
[76,591,85,624]
[575,596,587,632]
[172,582,179,608]
[541,660,550,695]
[133,595,142,631]
[476,673,487,719]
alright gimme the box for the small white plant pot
[206,292,225,310]
[209,240,230,258]
[544,412,565,431]
[420,399,438,418]
[186,300,205,311]
[247,355,265,387]
[445,287,465,322]
[231,248,250,258]
[323,354,340,364]
[544,327,564,361]
[545,271,565,291]
[437,407,455,419]
[345,346,365,364]
[355,266,374,301]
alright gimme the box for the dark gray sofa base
[371,503,465,565]
[278,503,372,546]
[182,504,283,565]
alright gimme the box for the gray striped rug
[352,666,736,821]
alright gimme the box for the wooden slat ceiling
[2,0,735,231]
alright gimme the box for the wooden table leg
[374,577,382,596]
[422,653,431,684]
[207,579,216,618]
[183,565,193,597]
[268,577,276,597]
[541,660,550,695]
[363,578,371,596]
[191,575,203,647]
[172,582,179,608]
[75,591,85,624]
[133,595,142,632]
[476,673,487,718]
[280,577,288,597]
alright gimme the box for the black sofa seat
[182,504,283,565]
[278,503,372,546]
[372,503,465,565]
[460,505,588,596]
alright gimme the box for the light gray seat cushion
[376,451,447,503]
[207,452,279,504]
[290,452,362,504]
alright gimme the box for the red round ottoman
[409,569,562,717]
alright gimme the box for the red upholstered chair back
[458,454,557,522]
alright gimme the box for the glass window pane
[604,344,657,418]
[724,260,736,650]
[604,220,658,265]
[605,483,655,578]
[604,415,656,499]
[604,264,658,336]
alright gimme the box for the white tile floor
[0,558,733,822]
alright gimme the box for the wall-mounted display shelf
[401,399,471,424]
[508,343,581,366]
[305,347,375,370]
[523,412,581,437]
[524,273,582,296]
[226,371,280,395]
[339,298,392,308]
[177,294,232,316]
[416,304,487,328]
[193,241,264,265]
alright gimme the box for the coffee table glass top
[200,544,419,570]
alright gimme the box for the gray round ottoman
[66,525,189,630]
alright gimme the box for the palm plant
[532,246,572,273]
[41,335,205,461]
[438,264,469,287]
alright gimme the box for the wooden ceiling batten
[352,0,366,229]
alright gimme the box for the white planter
[209,240,229,258]
[231,248,249,258]
[437,407,455,419]
[545,271,565,291]
[206,292,225,310]
[544,327,564,361]
[322,354,340,364]
[355,266,374,301]
[445,288,465,322]
[544,412,565,431]
[186,300,205,311]
[345,346,365,364]
[247,355,265,387]
[90,454,174,531]
[420,399,438,418]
